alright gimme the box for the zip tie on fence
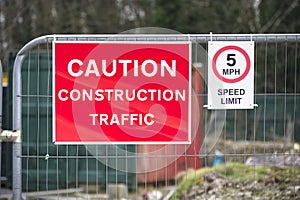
[210,32,213,41]
[187,34,191,42]
[0,130,21,143]
[45,154,50,160]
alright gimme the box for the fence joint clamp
[0,130,21,143]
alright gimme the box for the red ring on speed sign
[212,45,251,83]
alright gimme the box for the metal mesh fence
[4,34,300,199]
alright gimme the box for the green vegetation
[171,162,300,200]
[0,0,299,70]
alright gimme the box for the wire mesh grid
[7,34,300,199]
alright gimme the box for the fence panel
[6,34,300,199]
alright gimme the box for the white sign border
[207,41,255,110]
[52,41,192,144]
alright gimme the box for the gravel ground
[181,172,300,200]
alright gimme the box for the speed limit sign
[207,41,254,109]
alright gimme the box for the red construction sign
[53,42,191,144]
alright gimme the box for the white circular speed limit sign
[212,45,251,83]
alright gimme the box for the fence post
[12,54,25,200]
[0,60,2,188]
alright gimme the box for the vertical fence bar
[0,60,3,188]
[12,54,25,200]
[0,60,2,126]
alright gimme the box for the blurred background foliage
[0,0,299,69]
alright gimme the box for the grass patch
[170,162,300,200]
